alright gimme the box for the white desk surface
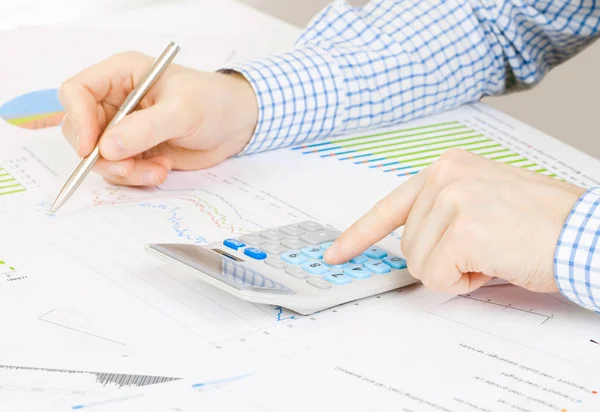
[66,0,302,59]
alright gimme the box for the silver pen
[49,41,181,214]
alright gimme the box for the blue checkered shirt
[225,0,600,312]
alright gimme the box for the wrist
[216,69,259,154]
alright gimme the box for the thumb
[324,171,428,264]
[99,100,188,161]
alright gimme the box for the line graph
[0,363,180,410]
[0,364,179,389]
[293,121,556,178]
[428,285,562,327]
[90,187,263,236]
[68,373,253,410]
[458,293,554,325]
[80,169,305,239]
[38,308,127,347]
[423,284,600,368]
[16,167,328,353]
[274,306,296,322]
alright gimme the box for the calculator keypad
[306,276,332,290]
[260,230,287,241]
[301,261,330,275]
[320,241,334,250]
[300,246,324,260]
[349,255,368,265]
[344,265,372,279]
[223,239,245,250]
[383,256,407,269]
[286,266,310,279]
[265,257,288,269]
[300,229,340,245]
[244,247,267,260]
[324,271,352,285]
[280,251,308,265]
[229,221,406,290]
[261,242,288,255]
[239,234,265,246]
[364,261,391,274]
[280,238,307,250]
[364,247,388,260]
[299,221,324,232]
[279,225,305,237]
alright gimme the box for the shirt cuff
[554,188,600,312]
[221,46,346,155]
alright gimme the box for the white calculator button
[285,266,309,279]
[280,238,307,250]
[265,257,287,270]
[279,225,305,237]
[306,277,332,290]
[239,234,264,246]
[261,242,288,255]
[260,229,287,241]
[300,229,341,245]
[299,221,324,232]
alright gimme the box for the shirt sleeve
[555,188,600,313]
[221,0,600,154]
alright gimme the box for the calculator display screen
[149,244,296,294]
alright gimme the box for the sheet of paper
[0,350,253,412]
[220,306,600,412]
[48,294,600,412]
[48,373,258,412]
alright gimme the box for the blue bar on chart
[292,121,554,178]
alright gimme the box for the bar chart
[293,121,555,178]
[0,168,26,196]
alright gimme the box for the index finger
[58,52,150,156]
[58,78,103,156]
[324,169,429,264]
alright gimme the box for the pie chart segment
[0,89,65,130]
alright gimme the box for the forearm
[555,188,600,313]
[226,0,599,154]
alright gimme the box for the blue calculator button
[301,261,329,275]
[301,246,324,260]
[344,265,372,279]
[364,261,391,274]
[383,256,407,269]
[280,251,308,265]
[244,248,267,260]
[223,239,246,250]
[324,261,349,269]
[349,255,368,265]
[324,272,352,285]
[364,247,388,259]
[320,241,334,251]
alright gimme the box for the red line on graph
[90,187,245,234]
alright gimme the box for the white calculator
[147,221,418,315]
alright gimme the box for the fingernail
[142,172,159,186]
[75,134,81,153]
[109,164,128,177]
[104,135,125,158]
